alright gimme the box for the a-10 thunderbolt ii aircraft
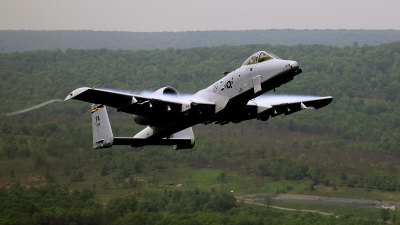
[65,51,332,149]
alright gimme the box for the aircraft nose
[291,61,302,76]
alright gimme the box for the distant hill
[1,29,400,52]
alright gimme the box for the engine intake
[152,86,180,97]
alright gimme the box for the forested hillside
[1,29,400,52]
[1,42,400,148]
[1,42,400,224]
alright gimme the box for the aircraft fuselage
[193,56,301,124]
[137,53,302,141]
[64,50,330,150]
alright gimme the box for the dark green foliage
[264,195,273,207]
[343,212,355,219]
[216,172,226,183]
[337,173,399,191]
[1,41,400,225]
[309,182,316,191]
[102,181,109,192]
[107,196,138,217]
[10,170,15,180]
[151,189,237,214]
[1,41,400,200]
[255,155,309,180]
[44,172,56,183]
[100,163,109,176]
[310,165,326,184]
[112,212,163,225]
[341,172,348,183]
[0,184,109,225]
[0,183,386,225]
[2,42,400,152]
[380,208,390,222]
[111,205,385,225]
[70,171,84,182]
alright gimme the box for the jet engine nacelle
[152,86,180,97]
[133,86,180,125]
[258,113,270,121]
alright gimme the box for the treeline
[0,184,235,224]
[0,184,390,225]
[1,30,400,53]
[255,154,400,192]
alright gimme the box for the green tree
[309,182,315,191]
[107,196,138,217]
[380,208,390,223]
[264,195,273,207]
[10,170,15,181]
[216,172,226,183]
[103,181,109,192]
[340,172,348,184]
[310,165,326,184]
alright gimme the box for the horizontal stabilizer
[116,126,195,149]
[90,104,193,149]
[113,137,194,149]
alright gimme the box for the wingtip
[64,94,72,101]
[64,87,90,101]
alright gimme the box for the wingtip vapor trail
[4,99,63,116]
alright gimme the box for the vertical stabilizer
[91,104,114,149]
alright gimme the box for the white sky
[1,0,400,32]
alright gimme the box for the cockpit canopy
[242,51,280,66]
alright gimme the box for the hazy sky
[1,0,400,32]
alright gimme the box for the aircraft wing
[248,95,333,119]
[64,87,215,117]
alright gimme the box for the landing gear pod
[172,127,195,150]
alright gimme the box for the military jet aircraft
[65,51,332,149]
